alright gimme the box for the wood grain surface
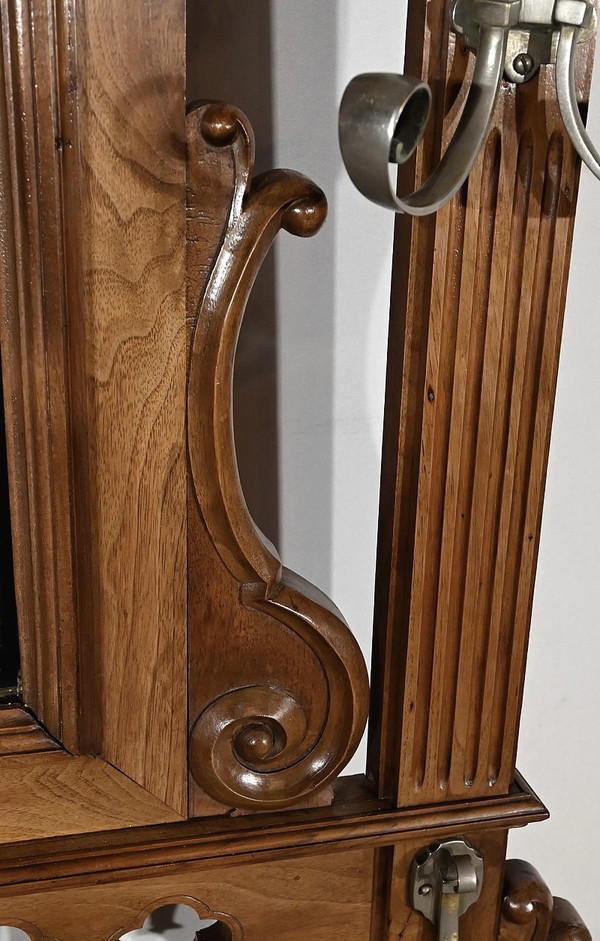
[369,0,596,808]
[0,0,80,751]
[71,0,188,812]
[0,753,181,844]
[0,848,373,941]
[0,773,546,892]
[0,708,60,757]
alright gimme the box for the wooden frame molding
[0,0,80,750]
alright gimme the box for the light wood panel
[369,0,596,807]
[0,848,373,941]
[0,774,546,891]
[71,0,188,811]
[0,753,181,844]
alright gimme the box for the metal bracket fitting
[410,838,484,941]
[339,0,600,215]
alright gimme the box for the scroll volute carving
[499,861,591,940]
[186,103,369,811]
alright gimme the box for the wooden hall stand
[0,0,594,938]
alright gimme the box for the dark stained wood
[186,103,369,812]
[499,860,592,940]
[369,0,597,809]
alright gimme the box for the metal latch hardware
[339,0,600,216]
[410,838,484,941]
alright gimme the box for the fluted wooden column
[368,0,595,935]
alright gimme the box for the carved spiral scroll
[499,861,591,940]
[186,104,369,809]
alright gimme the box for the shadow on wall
[187,0,279,548]
[186,1,338,592]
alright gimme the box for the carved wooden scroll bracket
[186,104,369,810]
[499,860,591,939]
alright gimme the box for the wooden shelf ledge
[0,751,183,847]
[0,771,547,896]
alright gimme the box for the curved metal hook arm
[556,22,600,180]
[339,26,508,216]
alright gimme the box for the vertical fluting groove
[488,132,564,785]
[472,131,535,790]
[441,129,502,792]
[430,192,468,792]
[495,132,566,785]
[398,18,463,796]
[407,186,467,792]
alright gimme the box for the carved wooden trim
[369,0,596,807]
[186,103,369,811]
[499,860,591,940]
[0,0,80,749]
[0,773,547,891]
[0,707,61,757]
[108,895,243,941]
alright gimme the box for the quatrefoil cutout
[113,898,242,941]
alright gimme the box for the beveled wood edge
[0,706,61,757]
[0,771,547,895]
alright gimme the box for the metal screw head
[513,52,535,75]
[418,884,433,897]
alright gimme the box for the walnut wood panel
[0,707,60,757]
[70,0,188,811]
[0,0,79,749]
[385,829,508,940]
[0,752,181,843]
[369,1,596,807]
[0,848,373,941]
[499,860,592,940]
[186,104,369,813]
[0,773,546,891]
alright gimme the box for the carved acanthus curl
[186,103,369,809]
[499,860,591,940]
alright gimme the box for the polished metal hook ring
[339,25,508,216]
[340,0,600,216]
[555,18,600,180]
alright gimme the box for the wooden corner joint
[185,103,369,812]
[499,860,591,940]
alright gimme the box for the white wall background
[266,1,600,934]
[3,2,599,938]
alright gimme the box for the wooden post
[368,0,595,935]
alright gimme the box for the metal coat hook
[339,0,599,216]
